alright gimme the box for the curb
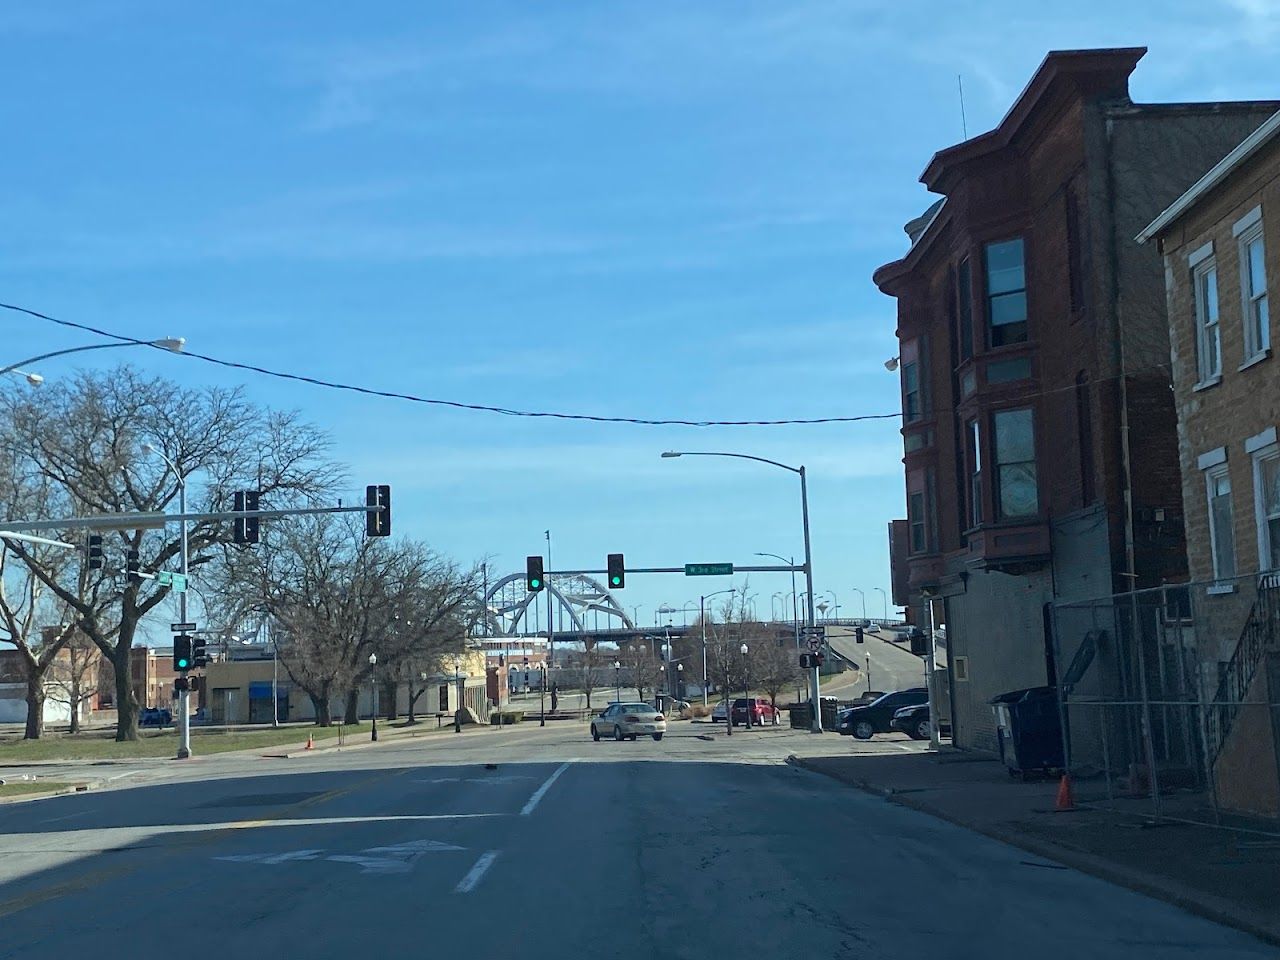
[790,756,1280,948]
[0,781,98,804]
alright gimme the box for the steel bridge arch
[481,572,633,636]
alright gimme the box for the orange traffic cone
[1055,773,1075,811]
[305,733,314,751]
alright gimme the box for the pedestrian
[550,684,559,712]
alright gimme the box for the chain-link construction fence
[1050,573,1280,835]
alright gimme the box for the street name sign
[171,622,197,633]
[155,571,188,592]
[684,563,734,577]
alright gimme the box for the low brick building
[1138,110,1280,815]
[873,47,1278,753]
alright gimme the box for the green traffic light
[611,576,621,586]
[530,579,541,589]
[177,659,190,670]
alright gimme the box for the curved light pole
[850,587,866,622]
[1,337,185,382]
[664,451,821,732]
[825,590,840,621]
[874,587,889,622]
[699,587,736,707]
[141,442,192,759]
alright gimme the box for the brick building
[1138,110,1280,815]
[872,48,1278,752]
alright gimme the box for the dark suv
[836,688,928,739]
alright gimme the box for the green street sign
[684,563,734,577]
[156,571,188,593]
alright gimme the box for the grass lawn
[0,780,77,798]
[0,723,360,762]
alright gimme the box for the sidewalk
[793,749,1280,946]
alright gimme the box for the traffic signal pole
[174,464,192,760]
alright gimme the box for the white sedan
[591,702,667,742]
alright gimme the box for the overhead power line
[0,300,902,428]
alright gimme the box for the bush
[685,704,713,718]
[491,711,524,725]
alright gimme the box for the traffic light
[856,626,864,644]
[173,635,193,672]
[233,490,261,544]
[365,484,391,537]
[606,553,625,590]
[525,555,544,592]
[87,534,103,571]
[193,636,208,667]
[126,548,141,584]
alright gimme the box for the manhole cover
[201,792,322,808]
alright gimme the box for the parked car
[591,702,667,741]
[836,688,928,739]
[730,698,780,726]
[139,707,172,728]
[711,701,730,723]
[891,703,934,740]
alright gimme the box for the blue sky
[2,1,1278,630]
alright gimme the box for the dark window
[985,238,1028,347]
[909,492,926,554]
[986,357,1031,384]
[994,408,1038,519]
[957,258,973,361]
[1066,189,1085,314]
[1075,373,1095,504]
[903,362,921,422]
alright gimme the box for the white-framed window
[1236,215,1269,361]
[1205,462,1237,580]
[1253,443,1280,572]
[993,408,1038,519]
[1193,256,1222,384]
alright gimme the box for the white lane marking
[454,850,499,893]
[363,839,464,854]
[36,810,89,825]
[216,849,324,864]
[520,761,572,816]
[413,776,533,785]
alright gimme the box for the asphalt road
[826,627,926,696]
[0,723,1272,959]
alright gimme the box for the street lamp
[368,652,379,742]
[699,587,735,707]
[825,591,840,621]
[662,451,820,732]
[614,660,622,703]
[676,662,685,700]
[141,442,193,759]
[1,337,185,383]
[874,586,889,622]
[850,587,866,622]
[740,643,751,730]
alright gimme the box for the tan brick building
[1139,109,1280,816]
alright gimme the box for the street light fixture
[740,642,750,730]
[874,586,889,621]
[699,587,735,707]
[0,337,185,383]
[850,587,866,622]
[614,660,622,703]
[664,451,821,733]
[368,652,379,742]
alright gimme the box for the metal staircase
[1208,573,1280,763]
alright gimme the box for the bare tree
[0,548,76,739]
[46,628,101,734]
[215,512,480,726]
[561,642,604,710]
[749,627,802,709]
[0,369,339,740]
